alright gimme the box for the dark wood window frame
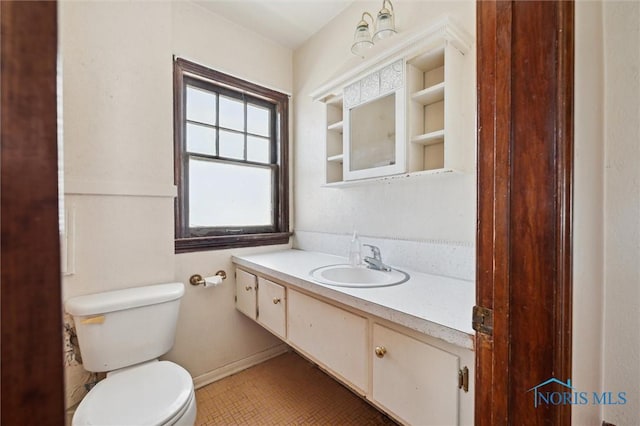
[173,58,291,253]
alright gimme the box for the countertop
[232,249,475,350]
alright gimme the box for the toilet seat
[73,360,194,426]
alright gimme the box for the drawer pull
[273,297,281,304]
[375,346,387,358]
[245,285,252,291]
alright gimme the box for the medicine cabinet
[312,17,474,187]
[343,59,405,181]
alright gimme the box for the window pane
[247,104,270,136]
[186,123,216,155]
[189,159,272,227]
[186,86,216,125]
[247,136,270,163]
[219,130,244,160]
[219,95,244,131]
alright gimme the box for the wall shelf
[411,82,445,105]
[411,129,445,146]
[322,168,458,188]
[327,154,344,163]
[327,121,343,133]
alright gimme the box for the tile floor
[195,351,397,425]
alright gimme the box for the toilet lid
[73,361,193,426]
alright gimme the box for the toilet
[65,282,197,426]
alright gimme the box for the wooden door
[475,1,574,424]
[1,1,65,424]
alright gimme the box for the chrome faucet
[363,244,391,271]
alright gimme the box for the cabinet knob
[375,346,387,358]
[245,285,252,291]
[273,297,281,304]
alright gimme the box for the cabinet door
[287,289,368,393]
[257,277,286,339]
[235,269,257,320]
[372,324,459,425]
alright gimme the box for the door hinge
[472,305,493,336]
[458,366,469,392]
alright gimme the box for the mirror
[342,59,406,181]
[349,93,396,172]
[343,85,405,181]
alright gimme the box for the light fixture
[351,12,374,56]
[373,0,397,41]
[351,0,397,57]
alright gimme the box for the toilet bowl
[72,360,197,426]
[65,283,196,426]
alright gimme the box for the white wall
[601,1,640,424]
[60,0,292,408]
[573,2,605,424]
[167,0,293,386]
[573,1,640,424]
[292,0,476,245]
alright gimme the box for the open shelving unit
[406,41,470,174]
[407,47,446,171]
[324,95,344,183]
[312,18,474,187]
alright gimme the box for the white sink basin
[309,264,409,288]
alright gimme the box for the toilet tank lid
[65,282,185,316]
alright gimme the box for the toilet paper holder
[189,270,227,286]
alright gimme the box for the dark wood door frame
[475,1,574,424]
[1,1,65,424]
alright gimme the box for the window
[174,58,290,252]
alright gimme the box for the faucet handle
[363,244,381,260]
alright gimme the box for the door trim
[475,1,574,423]
[0,1,65,423]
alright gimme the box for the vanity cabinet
[372,323,459,425]
[234,265,473,425]
[287,289,368,394]
[312,19,474,186]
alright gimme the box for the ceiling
[194,1,354,50]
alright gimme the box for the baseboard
[192,344,290,389]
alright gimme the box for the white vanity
[232,249,474,426]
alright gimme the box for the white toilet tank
[65,283,185,372]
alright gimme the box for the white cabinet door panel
[257,277,286,339]
[235,269,257,320]
[287,289,368,393]
[373,323,459,425]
